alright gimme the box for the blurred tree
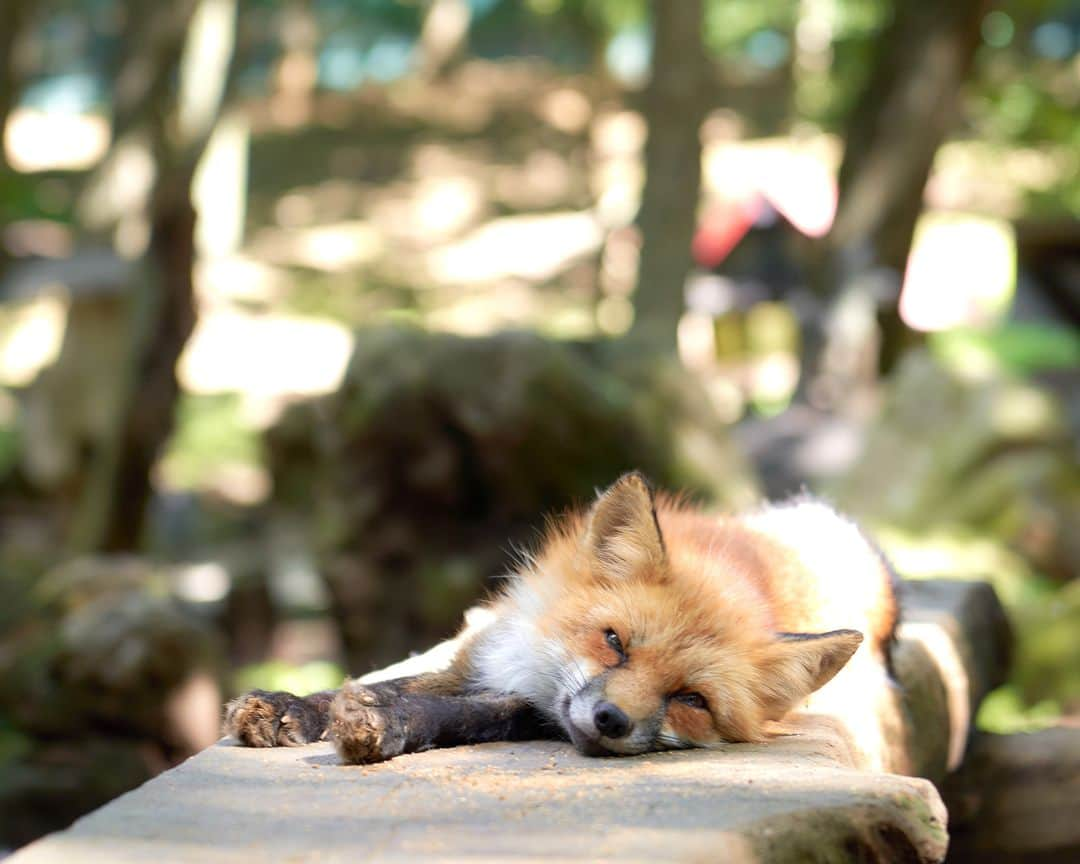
[272,0,317,125]
[0,0,32,276]
[71,0,241,553]
[416,0,471,80]
[0,1,29,174]
[629,0,709,353]
[802,0,989,406]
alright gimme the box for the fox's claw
[330,681,407,764]
[224,689,328,747]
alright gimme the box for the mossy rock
[830,348,1079,584]
[0,557,220,741]
[0,557,222,849]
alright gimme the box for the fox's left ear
[584,472,666,579]
[753,629,863,719]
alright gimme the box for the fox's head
[535,472,863,756]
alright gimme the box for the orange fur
[465,473,896,752]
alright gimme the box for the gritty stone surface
[8,734,947,864]
[10,579,1007,863]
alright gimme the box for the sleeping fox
[225,472,899,765]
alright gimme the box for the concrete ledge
[10,579,1008,863]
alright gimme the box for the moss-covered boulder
[0,557,222,847]
[267,328,756,669]
[829,349,1079,585]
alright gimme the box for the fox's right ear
[753,629,863,720]
[584,472,666,579]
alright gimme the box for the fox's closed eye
[604,628,626,659]
[672,691,708,710]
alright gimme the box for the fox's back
[657,497,897,661]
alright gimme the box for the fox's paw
[329,681,407,764]
[223,689,328,747]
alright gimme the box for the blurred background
[0,0,1077,854]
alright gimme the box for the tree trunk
[0,0,28,171]
[99,178,198,551]
[802,0,988,404]
[70,0,239,554]
[416,0,471,81]
[628,0,709,354]
[0,0,31,277]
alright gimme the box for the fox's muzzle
[561,677,661,756]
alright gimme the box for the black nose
[593,701,630,738]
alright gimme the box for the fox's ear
[753,629,863,719]
[584,472,665,579]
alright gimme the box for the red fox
[225,472,899,765]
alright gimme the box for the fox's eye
[604,628,626,658]
[673,691,708,711]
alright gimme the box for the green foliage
[1009,579,1080,711]
[977,685,1061,734]
[234,660,345,697]
[931,324,1080,379]
[314,0,423,34]
[0,389,18,483]
[704,0,796,56]
[161,393,263,490]
[581,0,646,32]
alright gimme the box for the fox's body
[226,474,899,766]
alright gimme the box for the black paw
[223,689,331,747]
[329,681,408,764]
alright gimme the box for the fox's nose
[593,701,630,738]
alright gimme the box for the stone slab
[8,734,947,863]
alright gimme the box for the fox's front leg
[330,679,550,764]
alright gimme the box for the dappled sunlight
[677,311,717,371]
[591,109,647,157]
[875,526,1038,608]
[4,108,110,172]
[178,308,353,401]
[173,561,231,604]
[900,214,1015,332]
[536,86,592,134]
[163,671,223,753]
[249,220,384,272]
[77,137,156,237]
[492,149,575,211]
[930,140,1078,216]
[423,281,599,339]
[412,174,486,239]
[193,112,250,259]
[591,109,646,227]
[423,283,540,335]
[0,293,68,387]
[428,210,603,285]
[3,220,74,259]
[701,137,838,236]
[989,385,1058,437]
[158,459,271,505]
[195,255,288,305]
